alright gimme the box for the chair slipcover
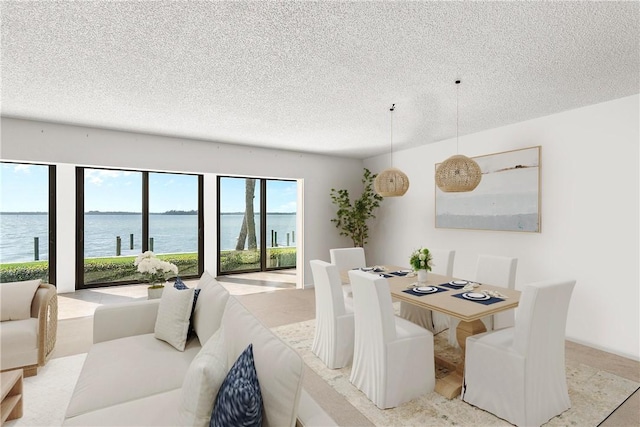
[329,247,366,299]
[399,249,455,333]
[348,270,435,409]
[449,254,517,347]
[462,279,576,426]
[310,260,354,369]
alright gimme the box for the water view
[0,212,296,263]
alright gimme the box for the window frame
[75,167,203,289]
[0,161,56,285]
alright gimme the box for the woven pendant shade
[375,104,409,197]
[435,154,482,192]
[374,167,409,197]
[435,79,482,193]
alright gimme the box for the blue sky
[1,163,50,211]
[1,164,297,213]
[220,177,297,213]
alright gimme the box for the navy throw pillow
[173,277,200,335]
[210,344,263,427]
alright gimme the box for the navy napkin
[440,282,467,290]
[389,271,409,276]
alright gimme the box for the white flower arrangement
[409,247,433,272]
[134,251,178,289]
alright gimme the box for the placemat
[403,287,448,297]
[452,292,503,305]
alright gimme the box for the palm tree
[235,178,257,251]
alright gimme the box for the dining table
[340,265,521,399]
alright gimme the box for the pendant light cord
[455,80,460,155]
[390,103,395,166]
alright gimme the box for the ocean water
[0,213,296,263]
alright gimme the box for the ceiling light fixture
[374,104,409,197]
[435,80,482,192]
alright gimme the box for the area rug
[5,354,86,427]
[273,320,640,427]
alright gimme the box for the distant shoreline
[0,211,295,215]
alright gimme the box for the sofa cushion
[221,298,304,427]
[154,284,195,351]
[0,318,38,369]
[210,343,262,427]
[193,272,229,345]
[65,333,201,418]
[0,279,41,321]
[179,328,227,427]
[63,388,182,426]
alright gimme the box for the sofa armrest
[93,299,160,344]
[31,283,58,366]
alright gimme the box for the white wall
[1,118,364,288]
[364,94,639,360]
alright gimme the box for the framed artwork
[435,146,541,232]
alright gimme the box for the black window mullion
[75,167,84,289]
[198,175,204,275]
[260,179,267,270]
[142,172,149,252]
[48,165,56,286]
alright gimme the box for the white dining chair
[399,249,455,334]
[330,247,366,299]
[310,260,355,369]
[448,254,518,347]
[462,279,576,426]
[348,269,435,409]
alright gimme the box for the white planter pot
[417,269,428,283]
[147,287,165,300]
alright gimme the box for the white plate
[360,267,373,271]
[413,286,438,294]
[462,292,490,301]
[449,280,469,286]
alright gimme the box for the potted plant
[330,168,383,247]
[409,247,433,283]
[134,251,179,299]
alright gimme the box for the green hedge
[1,248,296,283]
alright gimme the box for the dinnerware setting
[413,286,439,294]
[449,280,469,287]
[462,292,490,301]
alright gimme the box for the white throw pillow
[0,279,41,321]
[193,273,230,345]
[179,328,228,427]
[154,284,195,351]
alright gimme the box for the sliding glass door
[76,167,203,288]
[218,177,297,274]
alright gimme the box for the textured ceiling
[1,1,638,159]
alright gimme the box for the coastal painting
[435,146,541,232]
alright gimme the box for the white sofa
[63,272,333,426]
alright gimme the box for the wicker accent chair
[0,281,58,377]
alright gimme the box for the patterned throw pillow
[210,344,263,427]
[174,277,201,335]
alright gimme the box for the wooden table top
[342,266,521,323]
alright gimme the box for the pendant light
[435,80,482,192]
[374,104,409,197]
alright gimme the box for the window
[0,162,56,284]
[76,167,202,288]
[218,176,297,274]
